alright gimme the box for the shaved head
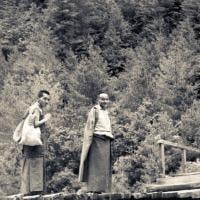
[98,93,109,109]
[99,93,109,99]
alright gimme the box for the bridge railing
[157,139,200,176]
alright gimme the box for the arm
[30,109,49,128]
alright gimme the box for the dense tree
[1,0,200,196]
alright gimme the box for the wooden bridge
[3,140,200,200]
[3,190,200,200]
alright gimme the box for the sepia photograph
[0,0,200,199]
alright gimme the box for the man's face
[98,94,109,109]
[39,93,50,108]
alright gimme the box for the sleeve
[83,107,96,143]
[86,108,95,129]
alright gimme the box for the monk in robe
[20,90,51,196]
[79,93,114,193]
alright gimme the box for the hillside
[0,0,200,196]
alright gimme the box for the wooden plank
[23,195,40,199]
[4,193,148,200]
[147,189,200,199]
[157,140,200,153]
[147,182,200,192]
[161,191,179,199]
[43,192,64,199]
[172,172,200,177]
[182,149,187,173]
[159,143,165,175]
[6,191,200,200]
[146,192,163,199]
[177,189,200,199]
[156,173,200,185]
[98,193,121,200]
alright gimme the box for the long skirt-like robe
[87,134,112,192]
[20,145,45,194]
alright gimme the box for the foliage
[0,0,200,196]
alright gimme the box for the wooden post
[182,149,187,173]
[159,143,165,176]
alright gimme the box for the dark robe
[87,134,112,192]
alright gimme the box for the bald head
[99,93,109,99]
[98,93,109,109]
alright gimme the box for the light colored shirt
[94,105,113,139]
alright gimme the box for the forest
[0,0,200,196]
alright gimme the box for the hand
[44,113,51,122]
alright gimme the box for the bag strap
[22,108,29,120]
[30,107,41,115]
[29,103,42,115]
